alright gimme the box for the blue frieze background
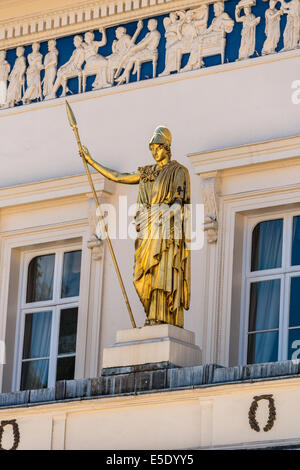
[3,0,293,107]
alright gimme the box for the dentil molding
[0,172,116,208]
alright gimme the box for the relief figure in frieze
[0,50,10,107]
[161,8,208,76]
[82,28,109,91]
[206,1,235,35]
[47,35,85,99]
[158,11,186,76]
[115,19,160,84]
[107,21,143,85]
[6,46,26,107]
[262,0,283,55]
[281,0,300,50]
[182,2,233,72]
[22,42,43,104]
[236,0,261,60]
[180,6,210,72]
[43,39,58,97]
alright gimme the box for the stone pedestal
[102,324,202,373]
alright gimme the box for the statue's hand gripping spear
[65,100,136,329]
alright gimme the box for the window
[241,212,300,365]
[15,247,82,390]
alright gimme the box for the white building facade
[0,0,300,450]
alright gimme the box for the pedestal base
[102,324,202,373]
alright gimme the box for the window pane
[56,356,75,381]
[288,328,300,360]
[23,311,52,359]
[289,277,300,327]
[251,219,283,271]
[292,216,300,266]
[58,307,78,354]
[248,280,280,332]
[20,359,49,390]
[61,251,82,298]
[26,254,55,303]
[247,331,278,364]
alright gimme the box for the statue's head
[116,26,126,39]
[214,1,224,16]
[186,10,194,22]
[85,31,94,43]
[16,46,25,57]
[32,42,40,53]
[74,35,83,47]
[48,39,56,51]
[149,126,172,164]
[170,12,177,23]
[148,19,157,31]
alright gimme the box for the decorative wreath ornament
[248,394,276,432]
[0,419,20,450]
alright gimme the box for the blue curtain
[251,219,283,271]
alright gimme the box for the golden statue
[80,126,191,328]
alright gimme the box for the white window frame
[13,242,82,391]
[239,207,300,365]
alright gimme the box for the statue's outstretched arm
[80,146,140,184]
[97,27,107,48]
[235,7,242,22]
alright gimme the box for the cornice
[0,375,299,417]
[0,172,116,208]
[0,47,299,119]
[0,0,208,50]
[188,134,300,177]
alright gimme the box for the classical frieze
[0,0,212,49]
[0,0,299,109]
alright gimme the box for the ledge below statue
[101,324,202,374]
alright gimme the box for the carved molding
[87,196,106,260]
[0,172,116,209]
[201,171,220,243]
[188,134,300,176]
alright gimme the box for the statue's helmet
[149,126,172,147]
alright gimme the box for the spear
[65,100,136,329]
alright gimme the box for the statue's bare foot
[144,319,167,326]
[115,73,128,85]
[158,70,170,77]
[180,64,192,73]
[44,93,55,100]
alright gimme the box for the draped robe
[262,9,281,55]
[134,159,190,327]
[238,14,258,60]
